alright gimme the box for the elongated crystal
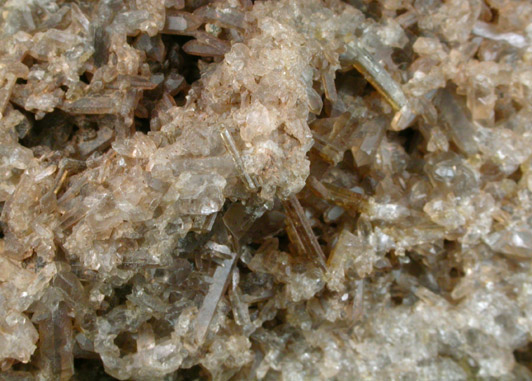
[434,88,478,155]
[282,196,327,270]
[346,44,415,130]
[220,125,258,191]
[194,245,239,345]
[307,176,366,214]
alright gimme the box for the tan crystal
[0,0,532,379]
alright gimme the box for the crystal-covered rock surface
[1,0,532,379]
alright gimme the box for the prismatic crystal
[1,0,532,379]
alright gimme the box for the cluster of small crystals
[1,0,532,379]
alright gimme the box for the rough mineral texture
[1,0,532,379]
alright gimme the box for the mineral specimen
[1,0,532,380]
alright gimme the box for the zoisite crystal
[0,0,531,379]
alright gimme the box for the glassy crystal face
[1,0,532,379]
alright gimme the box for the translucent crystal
[434,88,479,155]
[345,43,415,131]
[282,196,327,271]
[0,0,531,379]
[194,244,239,345]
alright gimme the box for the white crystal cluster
[0,0,532,380]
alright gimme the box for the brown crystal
[1,0,532,379]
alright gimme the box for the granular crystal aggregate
[1,0,532,380]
